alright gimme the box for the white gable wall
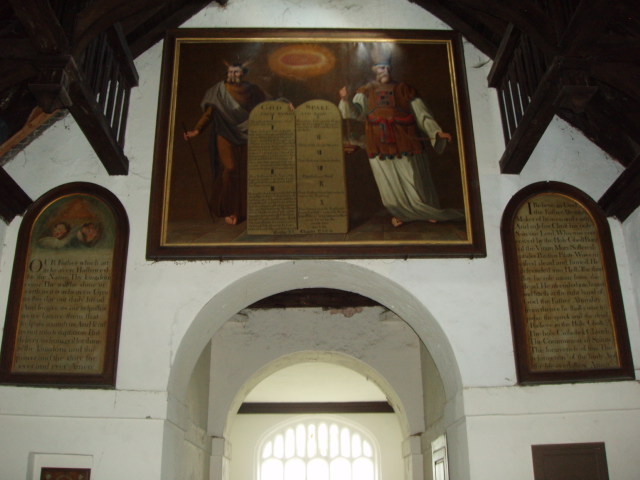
[0,1,639,479]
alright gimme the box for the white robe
[339,93,464,222]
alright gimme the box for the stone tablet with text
[248,100,348,235]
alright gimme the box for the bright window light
[258,418,377,480]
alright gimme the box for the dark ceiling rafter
[589,37,640,64]
[591,62,640,111]
[454,0,558,56]
[12,0,135,175]
[72,0,166,57]
[124,0,217,58]
[0,167,32,223]
[0,61,36,93]
[599,155,640,221]
[0,38,39,60]
[410,0,504,57]
[8,0,69,54]
[557,91,639,170]
[0,0,638,223]
[559,0,619,55]
[447,0,640,220]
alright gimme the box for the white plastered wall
[0,1,638,480]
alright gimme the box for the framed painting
[147,29,484,259]
[0,183,128,387]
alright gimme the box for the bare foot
[427,218,438,224]
[225,215,238,225]
[391,217,404,227]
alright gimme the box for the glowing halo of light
[268,44,336,80]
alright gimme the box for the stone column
[209,436,231,480]
[403,434,425,480]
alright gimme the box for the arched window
[258,418,379,480]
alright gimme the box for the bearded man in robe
[184,62,267,226]
[338,52,464,227]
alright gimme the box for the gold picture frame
[147,29,484,259]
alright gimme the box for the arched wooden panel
[501,181,634,384]
[0,182,129,387]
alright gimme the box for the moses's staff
[182,122,216,222]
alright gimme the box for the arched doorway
[212,304,430,480]
[230,363,400,480]
[163,261,465,480]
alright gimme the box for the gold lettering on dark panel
[514,194,619,371]
[12,194,116,375]
[247,101,297,235]
[295,100,348,234]
[247,100,347,235]
[15,253,112,374]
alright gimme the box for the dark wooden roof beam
[27,54,131,174]
[67,76,130,175]
[410,0,501,57]
[591,63,640,109]
[0,61,36,92]
[563,91,640,167]
[0,39,38,60]
[498,57,564,174]
[5,0,136,176]
[599,154,640,221]
[454,0,556,55]
[105,24,139,87]
[553,84,598,114]
[238,402,394,414]
[73,0,169,56]
[8,0,69,54]
[125,1,213,59]
[552,59,598,113]
[28,55,75,113]
[559,0,620,55]
[487,23,519,88]
[590,38,640,64]
[0,167,32,223]
[0,107,62,166]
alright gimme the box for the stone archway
[163,261,465,480]
[222,350,410,480]
[220,350,413,439]
[167,261,462,399]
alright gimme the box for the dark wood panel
[0,182,129,387]
[599,155,640,221]
[532,443,609,480]
[501,181,635,384]
[9,0,69,53]
[249,289,380,310]
[239,402,394,414]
